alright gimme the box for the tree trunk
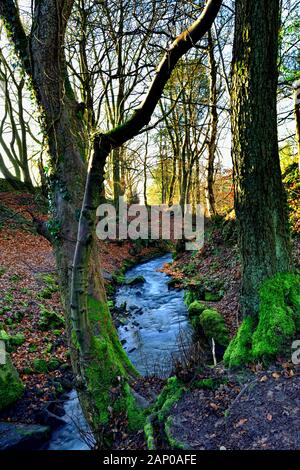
[205,30,218,217]
[231,0,292,315]
[294,81,300,165]
[168,155,177,207]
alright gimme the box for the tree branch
[0,0,31,75]
[105,0,223,148]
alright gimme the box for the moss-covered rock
[164,416,185,449]
[167,278,180,289]
[10,333,25,347]
[38,306,65,331]
[33,358,48,374]
[156,377,183,423]
[0,330,10,342]
[144,417,155,450]
[199,309,230,347]
[188,301,206,318]
[126,275,146,286]
[204,291,224,302]
[143,376,184,450]
[0,355,24,411]
[48,358,61,371]
[224,273,300,368]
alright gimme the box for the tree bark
[231,0,292,315]
[294,81,300,164]
[205,30,218,217]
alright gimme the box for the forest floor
[1,185,300,450]
[167,362,300,450]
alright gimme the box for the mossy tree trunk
[231,0,292,316]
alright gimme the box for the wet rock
[126,276,146,286]
[0,422,50,450]
[167,278,180,289]
[38,405,66,430]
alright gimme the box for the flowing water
[46,253,191,450]
[115,253,192,376]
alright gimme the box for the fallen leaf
[209,402,219,411]
[235,418,248,427]
[260,375,268,382]
[272,372,281,380]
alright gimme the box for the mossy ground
[224,273,300,368]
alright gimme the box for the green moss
[224,316,255,368]
[38,274,59,299]
[38,306,65,331]
[126,276,145,286]
[113,382,145,431]
[84,296,140,430]
[38,288,53,299]
[188,301,206,318]
[192,377,229,390]
[224,273,300,368]
[0,266,7,277]
[28,344,37,353]
[48,358,61,371]
[10,333,25,347]
[204,291,223,302]
[184,289,199,307]
[199,309,230,347]
[252,273,300,358]
[0,330,10,342]
[112,273,126,285]
[143,377,184,450]
[156,377,183,423]
[33,358,48,374]
[71,329,80,350]
[0,355,24,411]
[144,418,155,450]
[165,416,185,449]
[192,378,215,390]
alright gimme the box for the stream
[46,254,191,450]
